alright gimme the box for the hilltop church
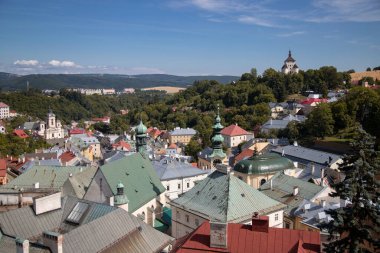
[281,50,299,74]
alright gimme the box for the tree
[185,138,203,161]
[305,103,334,138]
[366,67,372,71]
[373,66,380,71]
[320,128,380,253]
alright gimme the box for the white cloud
[277,31,306,37]
[309,0,380,22]
[14,59,39,66]
[48,60,79,67]
[238,16,277,27]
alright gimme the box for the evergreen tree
[320,128,380,253]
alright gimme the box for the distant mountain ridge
[0,72,239,91]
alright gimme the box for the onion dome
[234,153,294,175]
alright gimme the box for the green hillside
[0,72,239,91]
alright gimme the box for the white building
[44,110,65,139]
[153,157,210,200]
[281,50,299,74]
[0,102,10,119]
[221,124,253,148]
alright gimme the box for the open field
[350,70,380,82]
[142,86,186,93]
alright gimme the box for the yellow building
[168,127,196,145]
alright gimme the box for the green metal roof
[0,166,88,190]
[234,153,294,175]
[259,172,326,215]
[100,153,165,213]
[171,171,285,223]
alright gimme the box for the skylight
[66,202,89,224]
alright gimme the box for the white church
[35,110,64,139]
[281,50,299,74]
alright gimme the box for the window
[186,215,189,223]
[166,185,170,191]
[285,222,290,229]
[178,183,181,189]
[275,213,279,221]
[177,211,181,219]
[195,219,199,227]
[66,202,89,224]
[260,179,266,186]
[186,182,190,188]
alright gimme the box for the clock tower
[209,105,228,169]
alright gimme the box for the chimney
[311,163,315,176]
[303,203,310,213]
[293,186,299,196]
[320,168,325,186]
[16,238,29,253]
[34,182,39,189]
[293,141,298,147]
[251,213,269,233]
[321,199,326,207]
[42,231,63,253]
[108,196,114,207]
[340,198,347,208]
[210,221,228,249]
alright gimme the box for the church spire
[210,104,226,159]
[289,50,291,57]
[135,119,147,153]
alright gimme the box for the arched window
[260,179,266,186]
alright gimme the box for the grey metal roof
[169,127,196,136]
[261,120,290,130]
[197,147,213,161]
[0,165,89,192]
[259,172,326,215]
[0,233,50,253]
[171,171,285,223]
[293,199,340,230]
[62,166,98,198]
[271,145,341,165]
[0,196,173,253]
[153,157,209,181]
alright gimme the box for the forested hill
[0,72,239,90]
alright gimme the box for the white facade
[223,134,250,148]
[0,103,10,119]
[45,112,64,139]
[161,173,208,200]
[171,205,283,239]
[281,51,299,74]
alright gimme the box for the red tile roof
[221,124,249,136]
[150,128,162,138]
[13,129,28,138]
[0,159,6,177]
[59,151,76,163]
[300,98,327,105]
[168,143,178,149]
[0,102,9,108]
[69,128,86,135]
[112,140,132,151]
[234,149,254,164]
[172,220,320,253]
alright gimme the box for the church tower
[47,108,56,129]
[281,50,299,74]
[135,120,147,153]
[209,105,228,168]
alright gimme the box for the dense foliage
[320,129,380,253]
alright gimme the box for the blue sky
[0,0,379,76]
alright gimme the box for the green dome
[212,134,224,143]
[234,153,294,175]
[117,182,124,188]
[136,120,147,135]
